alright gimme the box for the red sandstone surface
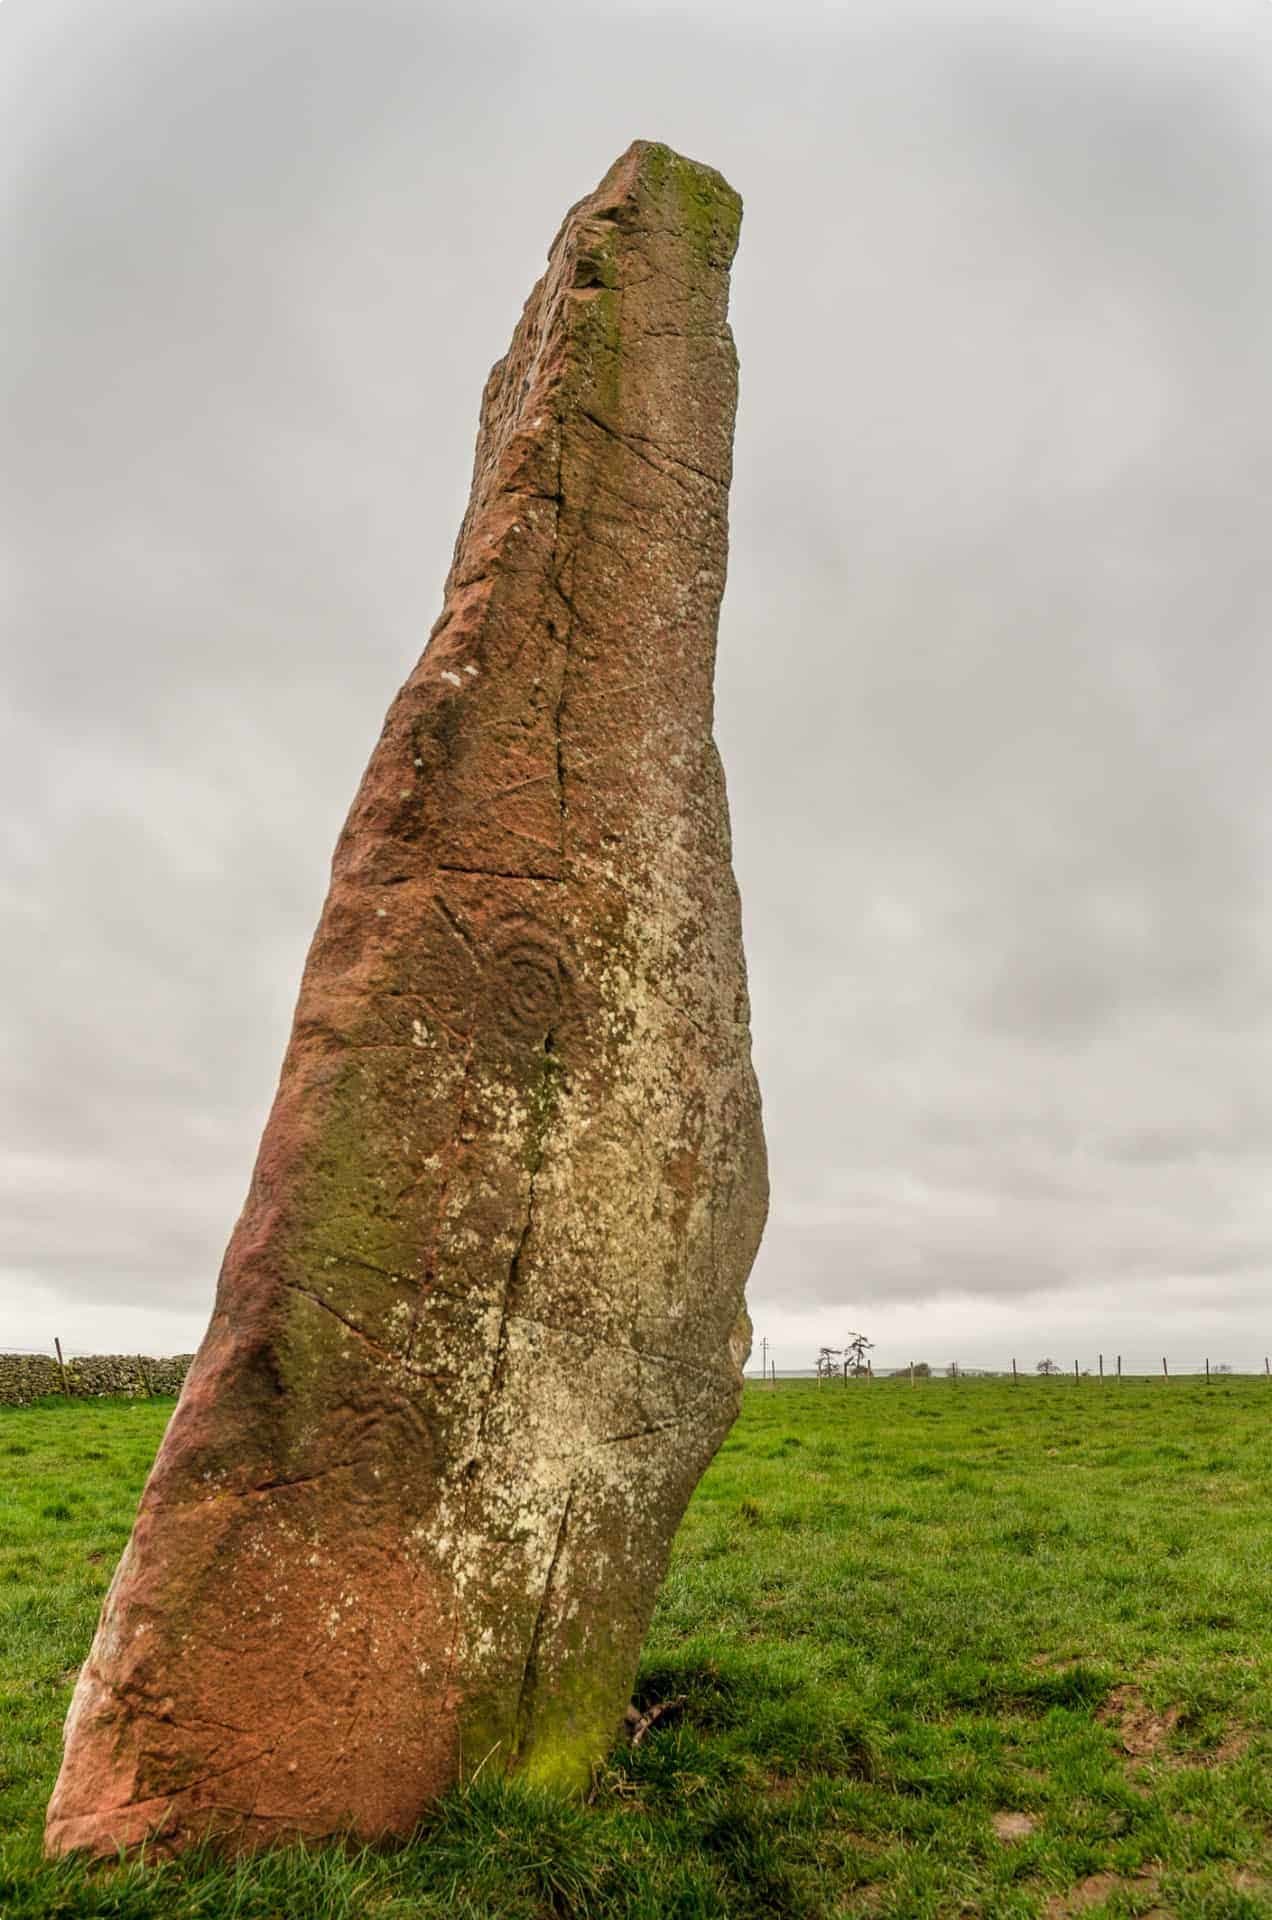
[47,139,767,1857]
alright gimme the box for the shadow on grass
[0,1765,832,1920]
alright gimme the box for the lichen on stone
[46,139,766,1861]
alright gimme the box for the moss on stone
[515,1719,604,1794]
[270,1057,423,1446]
[523,1046,564,1173]
[569,276,623,422]
[458,1636,631,1797]
[636,142,742,269]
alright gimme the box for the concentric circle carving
[488,920,570,1041]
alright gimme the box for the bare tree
[1036,1358,1061,1375]
[844,1330,874,1376]
[815,1346,841,1383]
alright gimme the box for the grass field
[1,1379,1269,1918]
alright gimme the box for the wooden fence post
[1012,1358,1018,1384]
[53,1338,68,1396]
[1073,1359,1079,1382]
[1205,1356,1210,1385]
[1162,1356,1168,1380]
[1117,1354,1122,1381]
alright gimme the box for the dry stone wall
[0,1354,193,1408]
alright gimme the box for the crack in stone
[596,1419,680,1446]
[237,1463,350,1498]
[441,1014,562,1712]
[489,771,559,802]
[550,1419,683,1463]
[311,1248,398,1280]
[547,437,572,846]
[85,1670,255,1741]
[578,520,639,575]
[577,405,726,495]
[437,865,564,884]
[510,1488,573,1762]
[480,815,565,855]
[476,1023,557,1443]
[431,893,479,951]
[494,1305,727,1373]
[284,1283,393,1364]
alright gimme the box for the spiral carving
[488,921,570,1041]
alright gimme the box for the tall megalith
[47,140,767,1857]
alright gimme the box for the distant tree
[1214,1363,1233,1374]
[912,1361,932,1378]
[844,1331,874,1376]
[1036,1358,1061,1375]
[815,1346,841,1383]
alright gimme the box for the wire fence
[747,1354,1272,1384]
[0,1346,148,1358]
[4,1345,1270,1384]
[0,1344,183,1359]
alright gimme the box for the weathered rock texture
[46,139,766,1858]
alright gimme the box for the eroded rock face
[46,139,767,1858]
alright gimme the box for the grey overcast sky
[5,0,1272,1369]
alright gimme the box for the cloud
[4,0,1271,1367]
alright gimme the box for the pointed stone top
[559,139,743,274]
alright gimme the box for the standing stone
[46,140,767,1857]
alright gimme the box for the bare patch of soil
[1043,1870,1161,1918]
[1097,1685,1181,1758]
[1099,1685,1253,1773]
[991,1811,1038,1841]
[1205,1726,1252,1766]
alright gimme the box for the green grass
[1,1379,1269,1918]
